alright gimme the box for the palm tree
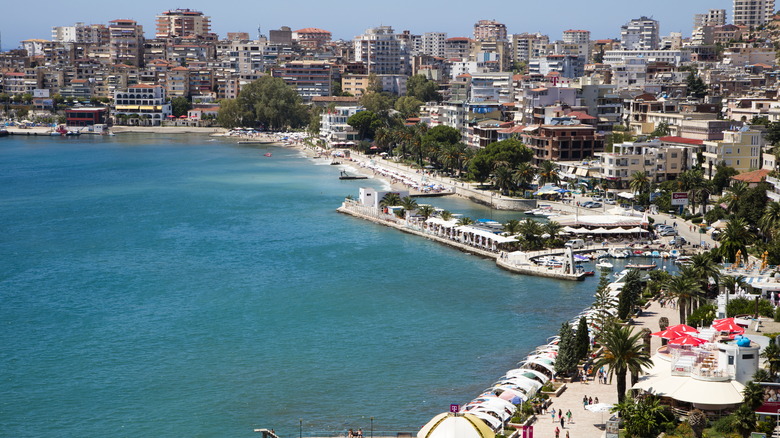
[456,216,474,226]
[718,217,751,263]
[399,196,418,213]
[677,169,706,213]
[417,205,436,221]
[439,142,467,175]
[689,252,720,304]
[743,381,766,410]
[380,192,402,208]
[542,221,563,239]
[592,322,653,403]
[687,409,708,438]
[629,171,650,196]
[513,162,537,191]
[666,275,702,326]
[492,165,515,195]
[537,161,559,186]
[440,210,453,221]
[723,181,749,214]
[518,218,544,250]
[761,343,780,378]
[760,201,780,239]
[504,219,522,235]
[732,404,757,438]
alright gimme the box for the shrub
[727,297,774,318]
[775,307,780,323]
[688,304,717,328]
[711,415,733,433]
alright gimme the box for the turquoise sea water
[0,135,667,437]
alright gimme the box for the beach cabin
[358,187,409,209]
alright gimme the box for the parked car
[604,199,616,205]
[580,201,594,208]
[670,237,687,246]
[565,239,586,249]
[592,196,603,202]
[660,229,678,236]
[633,205,646,212]
[589,202,603,208]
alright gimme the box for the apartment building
[733,0,775,27]
[473,20,507,41]
[319,106,364,146]
[271,60,333,102]
[155,9,211,38]
[292,28,332,51]
[52,22,108,44]
[420,32,447,58]
[528,54,585,78]
[444,37,472,60]
[520,118,605,164]
[620,16,660,50]
[108,19,145,66]
[694,9,727,28]
[113,84,172,125]
[510,33,549,63]
[702,126,763,178]
[563,30,590,45]
[341,74,407,97]
[353,26,408,75]
[597,139,692,188]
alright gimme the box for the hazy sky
[1,0,732,50]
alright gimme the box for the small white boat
[596,261,614,271]
[609,248,630,258]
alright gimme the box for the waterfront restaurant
[420,217,518,253]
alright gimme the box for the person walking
[552,410,556,423]
[566,409,572,424]
[566,431,570,438]
[582,395,588,409]
[555,426,560,438]
[560,415,565,429]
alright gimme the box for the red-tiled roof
[568,111,597,120]
[731,168,770,183]
[294,28,331,34]
[659,136,704,146]
[497,125,527,134]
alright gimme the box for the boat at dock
[625,262,657,270]
[596,260,613,270]
[0,129,8,137]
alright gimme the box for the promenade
[529,298,681,438]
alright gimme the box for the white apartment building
[511,33,549,63]
[733,0,775,27]
[620,16,660,50]
[52,22,108,44]
[562,29,590,45]
[702,126,763,178]
[603,50,690,66]
[216,39,269,74]
[694,9,727,28]
[468,72,513,103]
[113,84,172,125]
[319,106,364,146]
[597,139,693,188]
[353,26,408,75]
[421,32,447,58]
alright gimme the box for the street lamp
[370,417,374,438]
[299,419,303,438]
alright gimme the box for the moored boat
[625,263,657,270]
[596,260,613,271]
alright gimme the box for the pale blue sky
[1,0,733,50]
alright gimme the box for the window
[671,152,678,158]
[743,354,754,360]
[728,355,734,365]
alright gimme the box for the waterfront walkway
[530,298,682,438]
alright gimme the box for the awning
[617,192,635,199]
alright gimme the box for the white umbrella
[585,403,614,427]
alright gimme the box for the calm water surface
[0,134,667,437]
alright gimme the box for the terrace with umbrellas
[632,318,763,413]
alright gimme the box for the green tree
[718,217,751,263]
[347,111,382,140]
[399,196,418,213]
[761,343,780,378]
[612,394,668,438]
[394,96,423,118]
[517,218,544,250]
[617,269,642,320]
[761,202,780,239]
[554,322,579,377]
[686,71,708,99]
[574,316,590,361]
[423,125,461,147]
[732,404,757,438]
[438,142,468,175]
[688,409,708,438]
[405,74,441,102]
[537,161,560,186]
[593,322,653,403]
[513,162,537,191]
[416,204,436,221]
[629,171,650,196]
[504,219,521,235]
[492,165,515,195]
[236,76,308,130]
[216,98,248,128]
[171,96,192,117]
[360,92,395,114]
[650,122,671,137]
[711,163,739,195]
[764,121,780,146]
[666,275,702,331]
[380,192,402,208]
[456,216,474,226]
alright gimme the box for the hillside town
[12,2,780,437]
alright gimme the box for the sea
[0,134,676,437]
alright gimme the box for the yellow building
[702,126,762,178]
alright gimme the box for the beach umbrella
[666,324,699,334]
[712,319,745,334]
[585,403,614,427]
[668,334,707,346]
[651,328,683,339]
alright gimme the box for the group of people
[581,395,599,407]
[347,429,363,438]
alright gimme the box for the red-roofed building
[66,107,108,127]
[293,28,332,50]
[731,168,770,187]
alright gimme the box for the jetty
[338,199,587,281]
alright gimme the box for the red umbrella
[651,328,684,339]
[668,334,707,346]
[712,320,745,334]
[667,324,699,334]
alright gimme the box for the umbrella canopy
[585,403,614,413]
[651,328,684,339]
[418,412,496,438]
[668,334,707,346]
[712,319,745,334]
[667,324,699,334]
